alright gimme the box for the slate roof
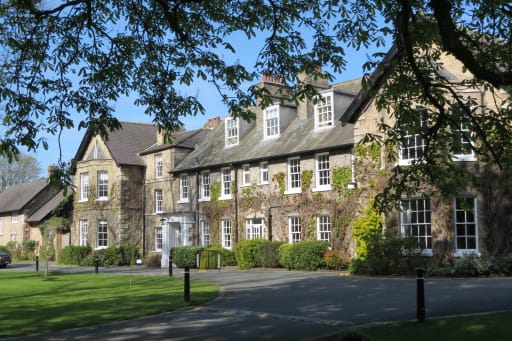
[139,128,210,155]
[26,189,68,223]
[173,97,356,172]
[0,178,48,214]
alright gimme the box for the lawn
[0,272,219,338]
[323,312,512,341]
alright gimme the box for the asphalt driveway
[4,263,512,340]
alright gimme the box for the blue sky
[30,33,388,177]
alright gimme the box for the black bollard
[94,255,100,274]
[415,267,426,321]
[184,265,190,303]
[35,256,39,272]
[169,255,173,277]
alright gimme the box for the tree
[39,216,69,279]
[0,152,41,191]
[1,1,511,205]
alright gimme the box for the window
[155,154,163,178]
[221,168,232,199]
[399,109,426,165]
[93,140,99,159]
[264,105,280,138]
[287,157,301,193]
[155,227,163,251]
[200,171,210,200]
[97,171,108,200]
[0,220,3,235]
[11,215,18,224]
[451,105,476,161]
[317,216,331,242]
[242,164,250,186]
[289,217,301,243]
[79,219,88,246]
[179,174,189,202]
[246,218,265,240]
[221,220,232,249]
[97,220,108,248]
[260,162,269,184]
[315,94,334,128]
[155,189,163,213]
[80,172,89,201]
[454,197,478,255]
[225,117,239,146]
[315,153,330,190]
[201,221,210,246]
[401,198,432,253]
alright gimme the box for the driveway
[4,263,512,340]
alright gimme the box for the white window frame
[221,219,232,249]
[398,109,426,165]
[179,174,189,203]
[317,215,331,242]
[79,219,88,246]
[314,153,331,191]
[242,164,251,187]
[454,197,478,256]
[97,219,108,249]
[199,171,211,201]
[264,105,280,138]
[286,157,301,194]
[401,198,432,255]
[315,93,334,128]
[225,117,239,147]
[260,162,269,185]
[201,220,210,246]
[246,218,265,240]
[452,105,477,161]
[289,216,301,243]
[220,168,232,200]
[155,226,163,251]
[155,153,163,178]
[155,189,163,213]
[97,171,108,201]
[11,215,18,224]
[80,172,89,202]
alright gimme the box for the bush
[278,241,330,271]
[428,255,512,277]
[58,245,92,265]
[21,240,36,260]
[172,246,203,268]
[323,250,349,270]
[258,241,283,268]
[145,253,162,267]
[0,245,11,255]
[236,239,268,270]
[203,244,237,266]
[6,241,21,260]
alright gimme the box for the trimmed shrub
[21,240,36,260]
[58,245,92,265]
[172,246,203,268]
[0,245,11,255]
[258,241,283,268]
[236,239,268,270]
[206,244,237,266]
[279,241,330,271]
[145,253,162,268]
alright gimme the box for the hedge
[278,241,330,271]
[171,246,203,268]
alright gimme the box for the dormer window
[264,105,280,138]
[315,94,333,128]
[225,117,239,147]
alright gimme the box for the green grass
[325,312,512,341]
[0,272,219,338]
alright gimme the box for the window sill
[284,189,301,195]
[219,195,232,201]
[240,184,251,188]
[96,198,108,202]
[454,250,480,257]
[177,199,190,204]
[78,199,88,203]
[452,155,477,162]
[312,186,332,192]
[95,246,107,251]
[198,198,211,202]
[259,182,269,186]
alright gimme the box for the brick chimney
[203,116,221,130]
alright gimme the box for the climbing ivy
[274,172,286,195]
[332,166,351,192]
[301,169,313,192]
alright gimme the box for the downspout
[234,166,239,245]
[195,171,200,246]
[142,176,147,256]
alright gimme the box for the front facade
[69,52,511,264]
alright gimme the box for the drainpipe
[142,177,147,256]
[234,166,239,245]
[195,171,200,246]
